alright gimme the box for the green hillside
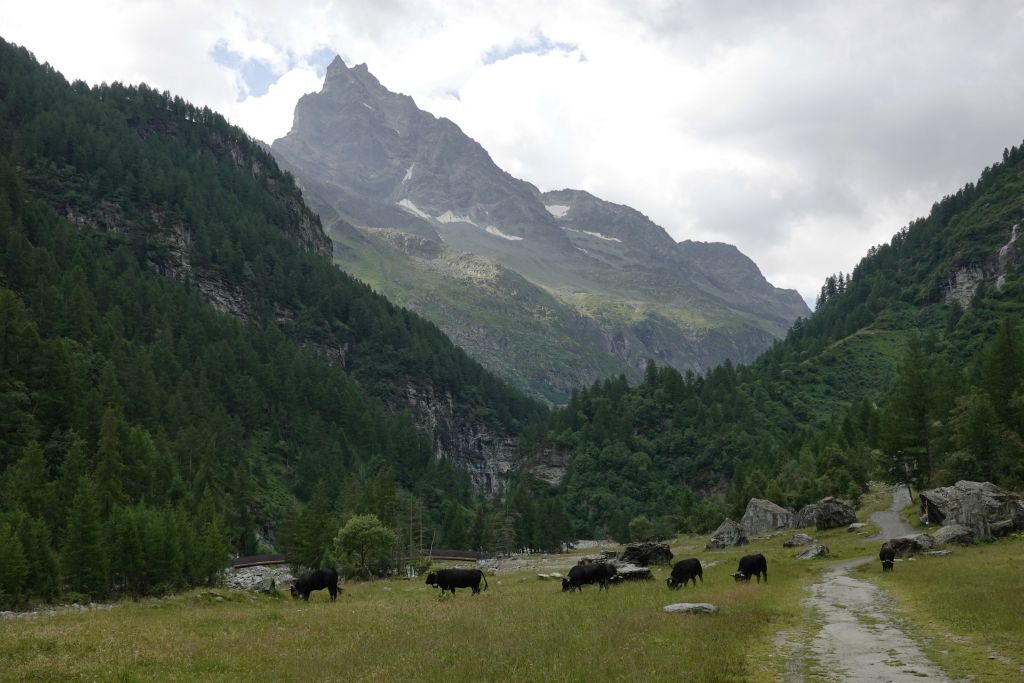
[527,142,1024,540]
[0,38,557,607]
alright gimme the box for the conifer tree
[62,477,107,597]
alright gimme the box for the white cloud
[2,1,1024,305]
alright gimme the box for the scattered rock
[663,602,718,614]
[920,480,1024,539]
[794,544,830,560]
[740,498,796,535]
[222,564,295,592]
[537,574,551,580]
[783,532,815,548]
[924,550,952,557]
[549,572,563,579]
[706,519,749,549]
[619,542,674,566]
[931,523,975,546]
[612,562,655,581]
[796,497,858,530]
[888,533,936,558]
[847,523,868,533]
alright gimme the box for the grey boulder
[740,498,795,535]
[796,497,858,530]
[705,519,749,549]
[920,480,1024,540]
[782,532,815,547]
[931,524,974,546]
[794,544,830,560]
[663,602,718,614]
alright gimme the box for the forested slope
[527,142,1024,540]
[0,38,555,607]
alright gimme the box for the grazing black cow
[733,553,768,583]
[561,562,617,592]
[425,568,489,595]
[879,544,895,572]
[290,567,340,601]
[666,558,703,589]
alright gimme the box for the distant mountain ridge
[272,56,809,401]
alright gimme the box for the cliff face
[397,383,518,495]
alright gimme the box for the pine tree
[0,520,29,607]
[94,407,127,515]
[62,477,107,598]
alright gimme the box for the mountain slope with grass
[271,56,809,402]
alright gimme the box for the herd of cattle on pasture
[288,543,899,601]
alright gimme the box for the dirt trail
[784,487,949,682]
[868,485,915,540]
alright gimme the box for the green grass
[860,534,1024,682]
[5,506,1022,681]
[1,536,813,682]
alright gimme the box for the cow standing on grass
[291,568,341,601]
[880,544,895,572]
[562,562,617,592]
[426,568,489,595]
[666,558,703,589]
[733,554,768,583]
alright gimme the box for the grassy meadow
[1,535,823,683]
[3,502,1023,682]
[857,533,1024,681]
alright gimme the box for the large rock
[611,562,655,581]
[740,498,795,535]
[794,544,830,560]
[888,533,936,558]
[619,542,673,566]
[796,497,858,530]
[782,532,815,548]
[920,480,1024,539]
[221,564,295,592]
[706,519,749,549]
[931,524,975,546]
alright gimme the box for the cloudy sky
[4,1,1024,307]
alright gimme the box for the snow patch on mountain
[403,162,415,183]
[485,226,524,241]
[564,227,623,243]
[397,198,431,219]
[545,204,570,218]
[436,210,478,227]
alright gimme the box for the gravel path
[868,485,915,540]
[784,486,949,682]
[804,559,949,682]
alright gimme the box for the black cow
[733,553,768,583]
[666,558,703,589]
[290,567,340,601]
[426,568,489,595]
[879,544,895,572]
[562,562,617,592]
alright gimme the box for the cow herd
[289,545,896,601]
